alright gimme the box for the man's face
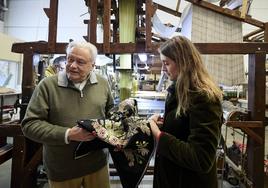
[66,47,94,83]
[55,61,66,72]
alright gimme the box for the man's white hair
[66,41,98,63]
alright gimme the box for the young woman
[149,36,223,188]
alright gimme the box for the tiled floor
[1,126,267,188]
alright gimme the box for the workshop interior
[0,0,268,187]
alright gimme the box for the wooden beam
[43,8,49,18]
[251,33,265,42]
[0,124,22,137]
[47,0,58,51]
[176,0,181,12]
[10,136,42,188]
[240,0,248,19]
[0,144,13,165]
[264,22,268,42]
[247,52,266,188]
[112,19,118,43]
[146,0,153,51]
[226,121,263,128]
[20,50,35,122]
[97,42,268,54]
[243,28,264,41]
[154,3,181,17]
[243,127,263,144]
[84,19,90,42]
[89,0,97,44]
[186,0,265,29]
[22,147,42,184]
[12,42,68,54]
[10,136,26,188]
[194,42,268,54]
[103,0,111,53]
[225,121,263,144]
[11,41,268,54]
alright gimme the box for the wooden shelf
[0,144,13,165]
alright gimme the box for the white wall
[0,20,4,33]
[4,0,88,42]
[0,32,23,62]
[153,0,190,27]
[242,0,268,35]
[0,33,23,90]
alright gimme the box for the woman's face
[160,54,179,81]
[66,47,94,83]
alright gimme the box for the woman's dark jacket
[153,84,223,188]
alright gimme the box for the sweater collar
[57,70,98,87]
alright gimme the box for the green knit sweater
[21,71,114,181]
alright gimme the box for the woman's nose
[162,64,167,72]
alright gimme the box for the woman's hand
[149,114,164,127]
[148,114,162,140]
[68,126,96,142]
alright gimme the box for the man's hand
[68,126,96,142]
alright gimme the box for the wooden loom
[0,0,268,187]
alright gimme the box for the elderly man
[22,41,114,188]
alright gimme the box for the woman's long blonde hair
[159,36,223,116]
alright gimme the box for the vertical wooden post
[176,0,181,12]
[103,0,111,53]
[20,50,34,122]
[240,0,248,19]
[264,22,268,42]
[112,20,118,43]
[10,49,44,188]
[89,0,97,44]
[0,95,6,147]
[47,0,58,51]
[145,0,152,51]
[247,52,265,188]
[10,136,26,188]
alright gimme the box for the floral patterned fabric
[74,99,155,188]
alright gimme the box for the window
[0,0,7,21]
[0,60,21,91]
